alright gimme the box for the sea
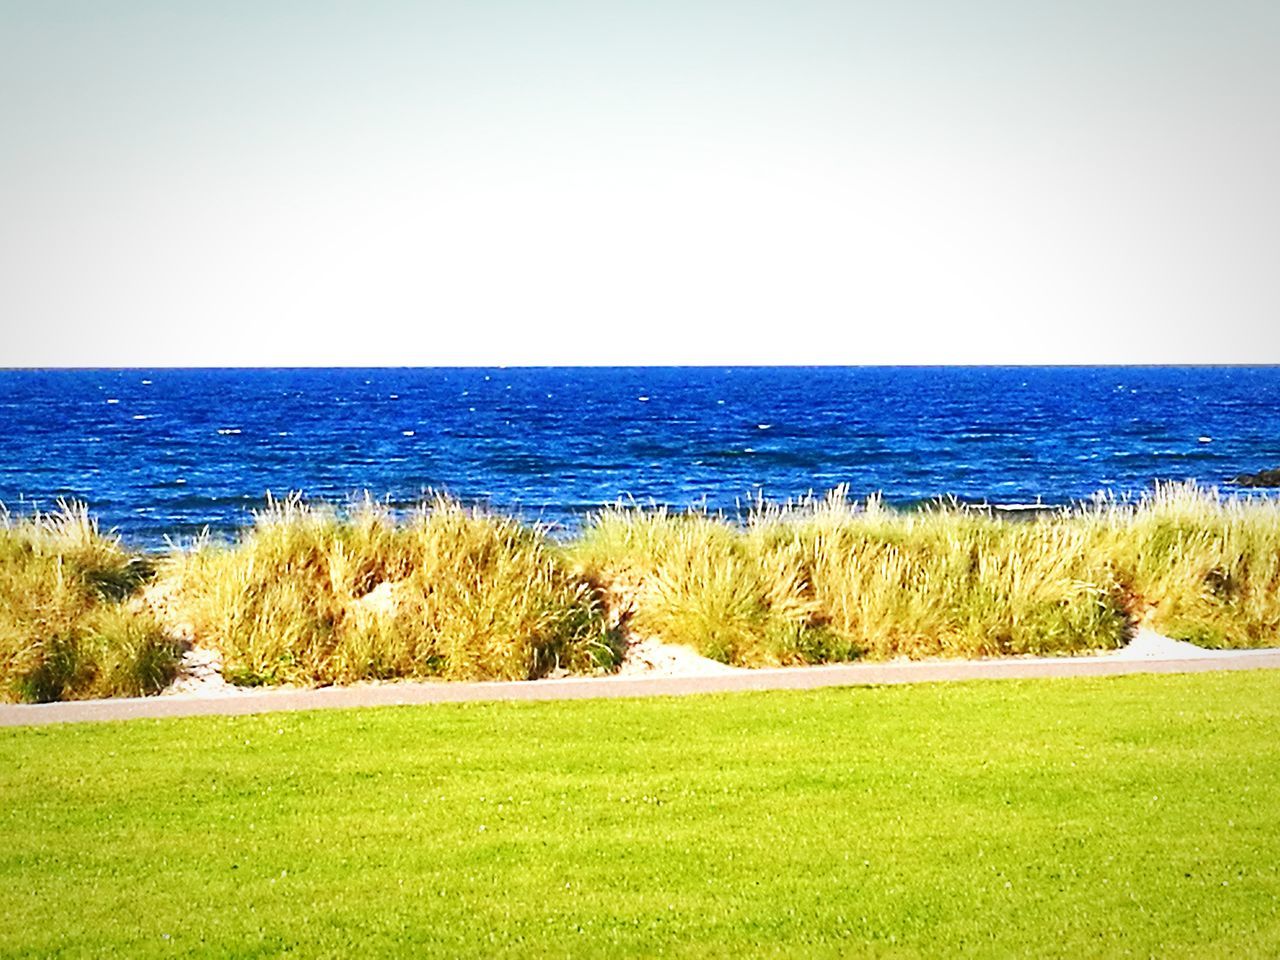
[2,366,1278,548]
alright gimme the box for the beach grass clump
[0,503,179,702]
[1085,483,1280,648]
[573,485,1280,665]
[567,505,844,666]
[570,489,1133,665]
[164,495,618,686]
[5,484,1279,696]
[779,496,1128,659]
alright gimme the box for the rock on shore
[1232,467,1280,487]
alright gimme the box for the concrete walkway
[5,648,1280,727]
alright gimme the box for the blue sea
[2,367,1278,547]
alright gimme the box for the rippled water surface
[2,367,1278,546]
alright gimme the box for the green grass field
[4,672,1280,958]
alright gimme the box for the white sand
[1108,628,1250,661]
[159,626,1269,696]
[614,637,742,677]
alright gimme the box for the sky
[2,0,1278,366]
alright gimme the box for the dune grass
[163,494,619,687]
[567,484,1280,666]
[3,671,1280,957]
[0,503,179,703]
[1083,487,1280,647]
[3,485,1280,700]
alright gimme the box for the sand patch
[1111,628,1246,661]
[614,636,742,677]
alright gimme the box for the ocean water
[1,366,1278,547]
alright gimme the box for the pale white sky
[2,1,1279,365]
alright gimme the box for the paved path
[5,648,1280,727]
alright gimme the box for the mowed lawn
[4,674,1280,958]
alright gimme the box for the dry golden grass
[1082,483,1280,647]
[163,495,619,686]
[0,503,179,702]
[5,485,1279,698]
[568,484,1280,666]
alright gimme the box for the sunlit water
[2,366,1278,547]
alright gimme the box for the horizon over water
[2,366,1278,548]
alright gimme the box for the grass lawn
[3,673,1280,958]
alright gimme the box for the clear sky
[2,1,1278,366]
